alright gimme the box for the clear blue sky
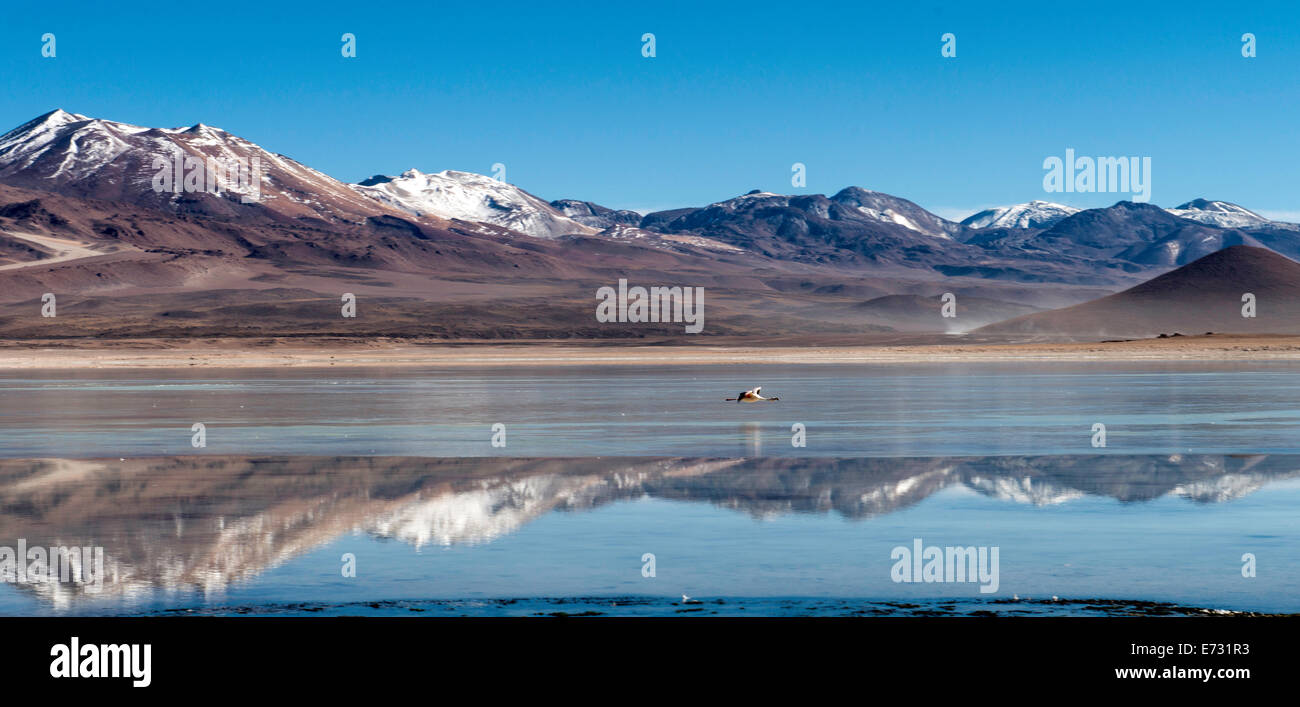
[4,0,1298,219]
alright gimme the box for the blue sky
[4,0,1299,219]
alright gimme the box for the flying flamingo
[726,386,780,403]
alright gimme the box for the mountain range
[2,109,1299,341]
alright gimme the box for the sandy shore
[2,334,1300,368]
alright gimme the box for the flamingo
[726,386,780,403]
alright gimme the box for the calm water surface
[0,362,1297,615]
[2,362,1300,457]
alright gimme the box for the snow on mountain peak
[0,109,412,223]
[693,187,959,239]
[352,168,597,238]
[960,200,1080,229]
[830,186,959,239]
[549,198,642,229]
[1166,199,1271,228]
[40,108,90,124]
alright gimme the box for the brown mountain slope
[0,180,1119,340]
[975,246,1300,340]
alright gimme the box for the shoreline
[138,595,1288,618]
[2,334,1300,368]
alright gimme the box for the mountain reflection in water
[0,453,1294,609]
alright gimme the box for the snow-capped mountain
[829,187,962,239]
[0,109,403,223]
[634,187,986,268]
[650,187,961,240]
[961,200,1080,229]
[352,169,597,239]
[966,200,1266,267]
[549,198,641,229]
[1165,198,1280,229]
